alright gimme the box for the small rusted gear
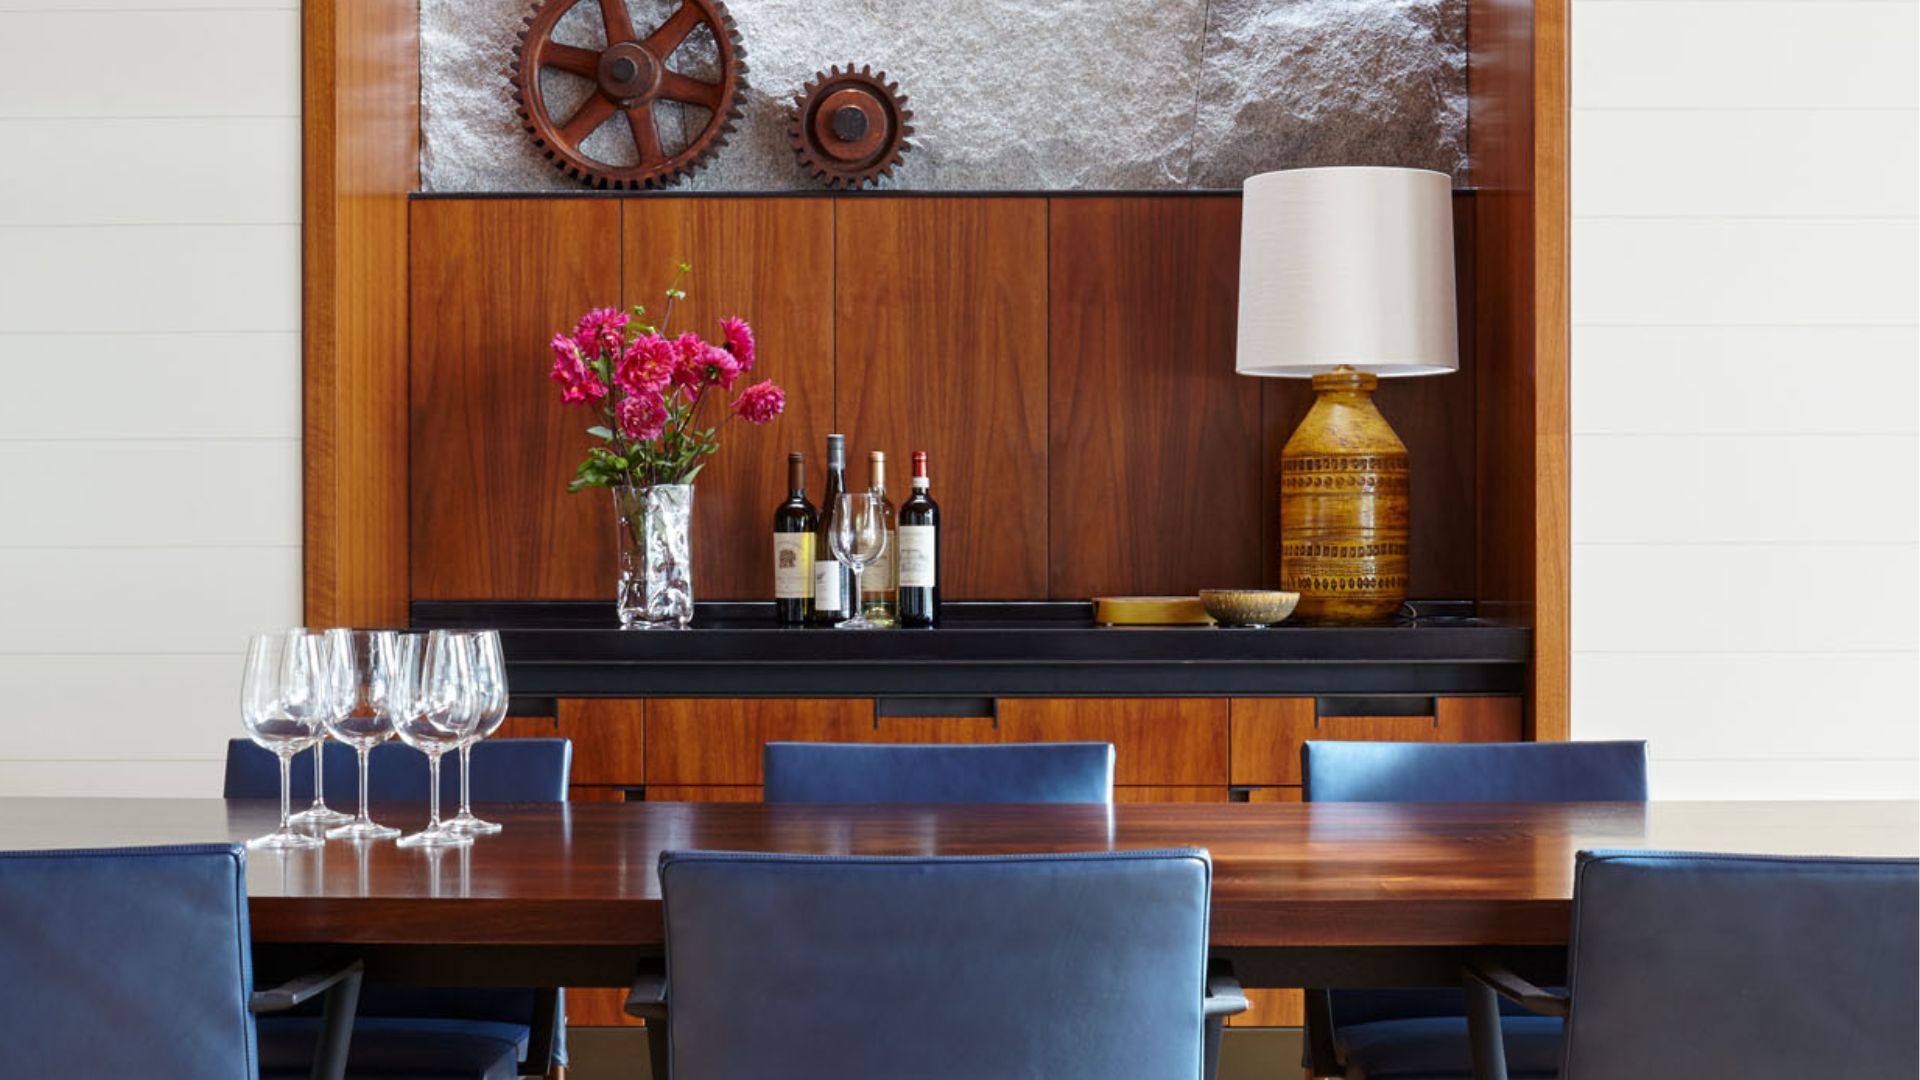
[510,0,746,189]
[789,64,914,189]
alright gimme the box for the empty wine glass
[240,630,327,849]
[322,629,416,841]
[288,626,353,830]
[828,492,889,630]
[446,631,508,836]
[395,630,479,848]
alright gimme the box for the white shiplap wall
[0,2,301,795]
[1570,0,1920,797]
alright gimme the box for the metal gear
[789,64,914,189]
[511,0,746,189]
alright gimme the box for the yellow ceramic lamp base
[1279,366,1410,623]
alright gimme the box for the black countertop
[413,601,1530,700]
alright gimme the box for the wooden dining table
[3,797,1913,991]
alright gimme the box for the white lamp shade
[1235,167,1458,378]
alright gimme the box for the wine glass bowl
[321,629,414,841]
[240,630,326,849]
[396,630,480,848]
[827,493,889,630]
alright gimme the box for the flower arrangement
[549,265,785,491]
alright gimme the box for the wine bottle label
[864,530,896,593]
[773,533,813,599]
[897,526,937,587]
[812,558,844,612]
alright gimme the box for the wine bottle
[897,450,940,627]
[772,452,817,626]
[808,434,853,626]
[862,451,899,627]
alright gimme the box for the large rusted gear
[511,0,745,189]
[789,64,914,189]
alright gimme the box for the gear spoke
[598,0,637,45]
[642,2,703,58]
[559,93,618,146]
[539,42,601,78]
[626,105,664,165]
[657,71,722,110]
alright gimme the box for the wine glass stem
[357,746,373,823]
[310,740,326,808]
[850,565,864,616]
[426,752,443,831]
[277,751,293,833]
[459,742,474,816]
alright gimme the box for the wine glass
[445,631,507,836]
[240,630,326,849]
[395,630,480,848]
[287,625,353,830]
[828,492,889,630]
[321,629,416,841]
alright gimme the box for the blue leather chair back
[1563,850,1919,1079]
[224,737,573,803]
[1303,739,1648,1030]
[0,844,256,1079]
[763,741,1115,804]
[1301,739,1649,803]
[659,849,1211,1079]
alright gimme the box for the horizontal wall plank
[0,547,298,653]
[1572,543,1919,653]
[0,118,298,225]
[1648,758,1920,801]
[1572,2,1919,109]
[0,332,300,440]
[1572,327,1920,434]
[0,12,298,117]
[1574,434,1919,544]
[0,225,299,332]
[0,759,225,798]
[0,441,300,547]
[1572,219,1918,327]
[0,655,242,760]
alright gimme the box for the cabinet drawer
[646,699,872,784]
[1230,697,1524,786]
[554,699,647,786]
[1115,786,1231,803]
[995,699,1229,786]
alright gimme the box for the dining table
[3,797,1913,993]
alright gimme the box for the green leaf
[679,461,707,485]
[586,425,614,440]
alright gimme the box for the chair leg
[309,964,363,1080]
[1464,976,1509,1080]
[646,1022,669,1080]
[1203,1015,1225,1080]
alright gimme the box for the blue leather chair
[226,737,572,1080]
[0,843,362,1080]
[1301,739,1649,1080]
[1464,851,1919,1080]
[762,741,1116,804]
[638,848,1242,1079]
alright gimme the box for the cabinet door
[1230,697,1524,786]
[996,699,1230,786]
[555,699,647,786]
[1114,786,1231,803]
[645,699,872,785]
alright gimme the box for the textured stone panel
[421,0,1466,193]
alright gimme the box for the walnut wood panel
[621,199,836,598]
[301,0,416,627]
[1243,786,1303,803]
[1470,0,1570,740]
[84,799,1907,948]
[494,715,559,741]
[1047,198,1260,597]
[644,699,873,784]
[1260,193,1480,601]
[995,699,1229,786]
[1231,990,1305,1028]
[644,785,763,802]
[409,199,621,599]
[555,699,647,786]
[1114,786,1231,803]
[833,198,1050,599]
[1230,698,1524,786]
[568,785,633,803]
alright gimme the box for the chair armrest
[1464,961,1570,1018]
[1203,967,1250,1020]
[249,958,365,1014]
[624,960,668,1023]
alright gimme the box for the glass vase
[614,483,695,629]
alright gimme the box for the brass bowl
[1199,589,1299,628]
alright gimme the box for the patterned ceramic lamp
[1236,167,1458,623]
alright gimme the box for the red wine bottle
[808,434,852,626]
[772,452,816,626]
[896,450,940,627]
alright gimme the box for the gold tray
[1091,596,1214,626]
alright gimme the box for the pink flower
[548,333,606,404]
[719,317,756,373]
[731,380,785,425]
[617,391,668,441]
[572,307,629,359]
[670,332,742,390]
[616,333,675,396]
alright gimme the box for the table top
[1,798,1910,949]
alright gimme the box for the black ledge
[412,600,1530,700]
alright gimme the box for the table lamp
[1236,166,1458,623]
